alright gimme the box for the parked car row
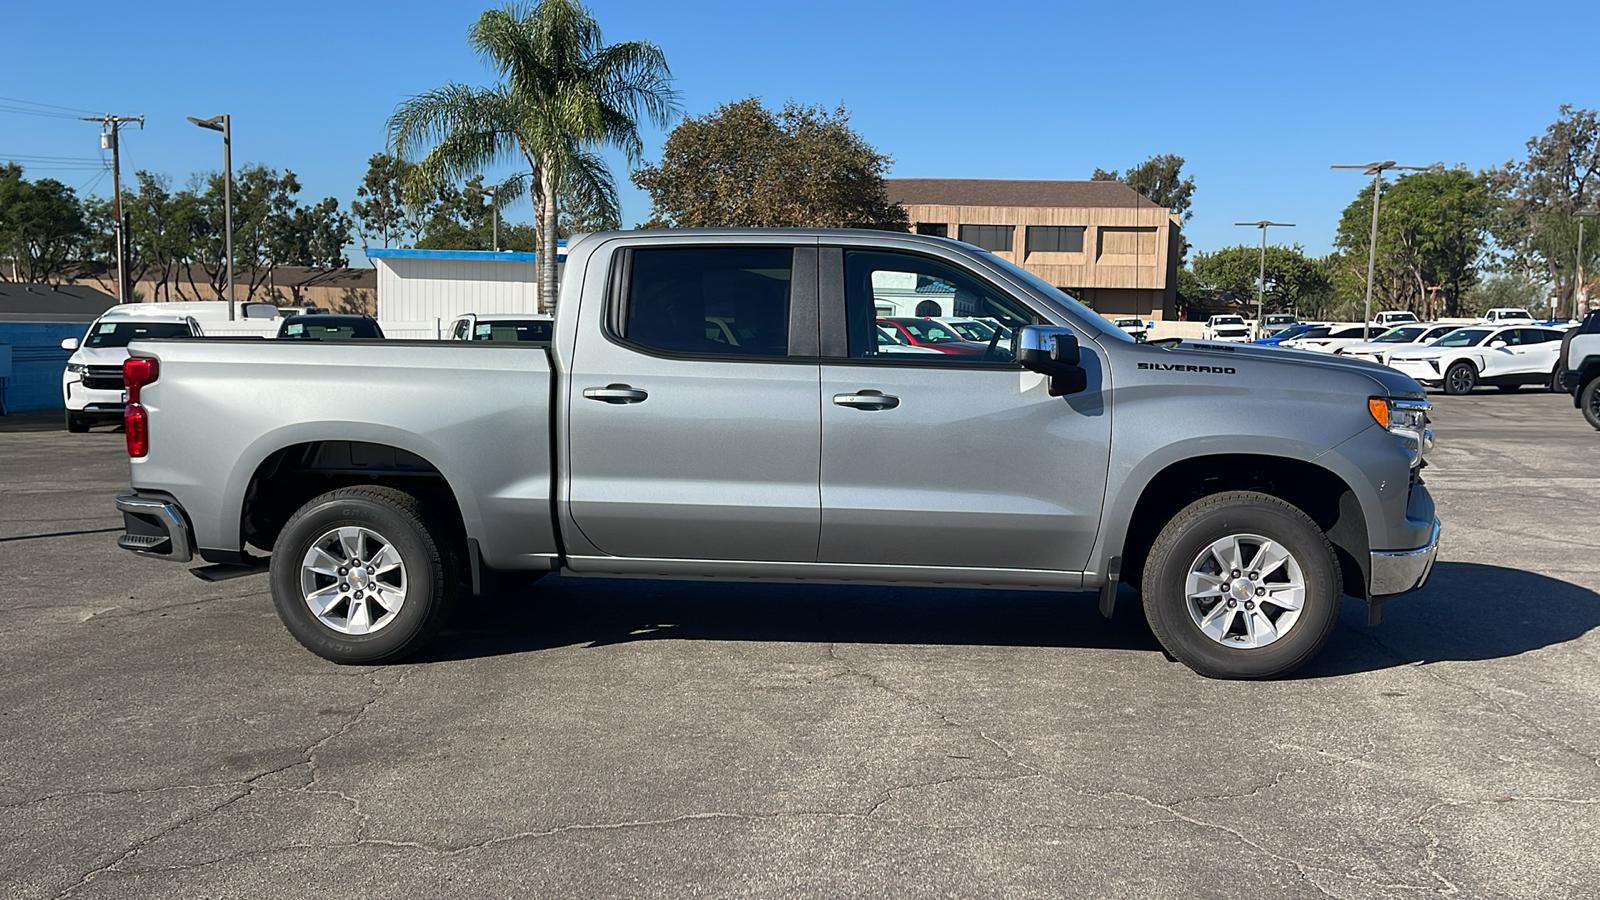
[60,304,556,432]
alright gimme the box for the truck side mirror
[60,338,80,351]
[1014,325,1087,396]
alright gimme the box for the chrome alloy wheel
[1184,533,1306,649]
[299,526,407,635]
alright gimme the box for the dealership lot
[1,394,1595,899]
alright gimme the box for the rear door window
[622,248,793,357]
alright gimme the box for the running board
[190,562,269,582]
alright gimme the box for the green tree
[417,174,540,251]
[1191,243,1332,318]
[388,0,677,310]
[633,97,907,231]
[1487,105,1600,318]
[351,153,441,250]
[1333,168,1494,318]
[1092,153,1196,261]
[1463,273,1549,318]
[0,163,89,283]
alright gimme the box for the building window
[957,224,1013,252]
[1025,225,1085,254]
[915,223,948,238]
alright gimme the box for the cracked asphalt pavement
[1,392,1596,899]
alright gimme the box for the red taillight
[123,357,157,458]
[125,403,149,457]
[123,357,158,402]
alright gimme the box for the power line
[0,95,100,114]
[0,105,84,120]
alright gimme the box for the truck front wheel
[1582,378,1600,431]
[269,486,460,664]
[1141,491,1342,679]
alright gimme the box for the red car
[876,318,992,355]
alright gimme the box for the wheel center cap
[1231,578,1254,600]
[349,569,369,590]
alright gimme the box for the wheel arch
[1112,453,1371,601]
[227,427,479,564]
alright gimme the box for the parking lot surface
[2,393,1596,899]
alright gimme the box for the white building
[366,247,565,338]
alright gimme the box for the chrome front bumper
[115,493,194,563]
[1370,518,1441,597]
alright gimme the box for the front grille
[82,366,124,391]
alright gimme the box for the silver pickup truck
[113,229,1439,679]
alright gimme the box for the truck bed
[127,338,559,569]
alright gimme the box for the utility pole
[1331,161,1432,338]
[1235,221,1294,336]
[81,114,145,303]
[1577,210,1598,320]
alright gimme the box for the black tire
[1582,378,1600,431]
[1443,362,1477,395]
[1495,384,1521,393]
[1548,366,1564,393]
[1141,491,1342,680]
[65,412,90,433]
[269,486,460,664]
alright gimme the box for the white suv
[62,314,203,432]
[1203,315,1251,342]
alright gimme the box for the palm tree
[388,0,676,310]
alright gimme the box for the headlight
[66,362,88,375]
[1368,397,1433,468]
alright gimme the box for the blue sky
[5,0,1596,266]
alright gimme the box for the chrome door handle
[833,390,900,411]
[583,384,648,404]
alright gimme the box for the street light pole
[188,114,234,320]
[1332,161,1432,338]
[1235,221,1295,336]
[483,187,499,252]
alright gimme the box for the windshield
[1432,328,1490,347]
[1212,317,1245,326]
[85,321,191,348]
[1375,326,1428,343]
[975,251,1122,340]
[472,320,553,342]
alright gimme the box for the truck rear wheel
[1582,378,1600,431]
[1141,491,1342,679]
[269,486,460,664]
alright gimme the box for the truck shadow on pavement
[426,561,1599,676]
[1302,561,1600,678]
